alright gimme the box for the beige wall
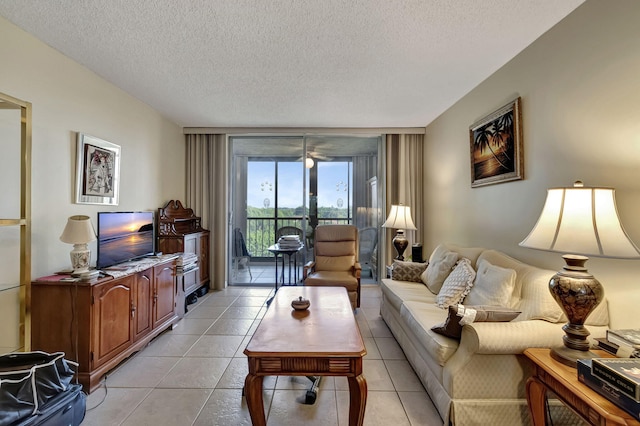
[423,0,640,328]
[0,16,185,348]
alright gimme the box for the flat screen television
[96,211,155,269]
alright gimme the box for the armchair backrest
[313,225,358,272]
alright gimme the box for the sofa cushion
[381,278,436,312]
[400,301,459,366]
[435,258,476,309]
[392,260,427,283]
[422,244,460,293]
[431,304,521,339]
[464,259,517,307]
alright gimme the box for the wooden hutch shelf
[157,200,210,297]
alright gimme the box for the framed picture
[75,133,120,205]
[469,97,523,188]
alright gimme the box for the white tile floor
[83,285,443,426]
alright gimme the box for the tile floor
[83,284,442,425]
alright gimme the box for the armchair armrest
[303,261,315,280]
[353,262,362,279]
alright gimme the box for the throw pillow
[422,244,460,294]
[464,259,517,307]
[431,304,522,339]
[391,260,428,283]
[435,258,475,309]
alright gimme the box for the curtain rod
[183,127,426,135]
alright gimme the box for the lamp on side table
[520,181,640,367]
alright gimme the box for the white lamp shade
[382,204,417,231]
[60,215,97,244]
[519,183,640,259]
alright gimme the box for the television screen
[97,211,155,269]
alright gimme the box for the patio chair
[233,227,252,279]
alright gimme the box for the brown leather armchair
[303,224,361,309]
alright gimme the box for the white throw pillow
[422,244,460,294]
[465,259,516,307]
[435,258,476,309]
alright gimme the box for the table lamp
[60,215,97,274]
[382,204,417,261]
[519,181,640,366]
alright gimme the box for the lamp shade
[519,182,640,259]
[60,215,97,244]
[382,205,417,231]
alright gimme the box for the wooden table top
[525,348,640,425]
[244,286,366,358]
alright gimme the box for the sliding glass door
[229,135,383,285]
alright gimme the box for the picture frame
[75,133,120,205]
[469,97,523,188]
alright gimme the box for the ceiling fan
[297,150,333,163]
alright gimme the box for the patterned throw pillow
[391,260,427,283]
[421,244,460,294]
[435,258,476,309]
[431,304,522,339]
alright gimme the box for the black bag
[11,384,85,426]
[0,351,78,426]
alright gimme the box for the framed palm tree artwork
[469,97,523,188]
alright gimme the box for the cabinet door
[134,270,153,341]
[152,264,176,329]
[199,232,210,285]
[92,276,135,369]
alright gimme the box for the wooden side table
[524,348,640,426]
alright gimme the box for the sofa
[380,243,610,425]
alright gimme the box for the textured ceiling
[0,1,584,128]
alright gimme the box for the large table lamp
[519,181,640,366]
[60,215,97,274]
[382,204,417,261]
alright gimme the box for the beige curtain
[186,134,228,290]
[385,134,424,265]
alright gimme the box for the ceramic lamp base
[392,230,409,260]
[70,243,91,274]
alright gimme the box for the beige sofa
[380,244,610,425]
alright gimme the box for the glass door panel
[229,135,382,285]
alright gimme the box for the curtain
[186,134,227,290]
[385,134,424,265]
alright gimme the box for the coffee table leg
[244,373,266,426]
[348,374,367,426]
[526,376,547,426]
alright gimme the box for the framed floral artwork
[75,133,120,205]
[470,97,523,187]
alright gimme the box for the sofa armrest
[459,320,566,355]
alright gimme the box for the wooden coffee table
[244,286,367,426]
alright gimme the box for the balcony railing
[245,217,350,258]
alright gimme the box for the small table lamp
[60,215,97,274]
[519,181,640,366]
[382,204,417,261]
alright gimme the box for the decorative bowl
[291,296,310,311]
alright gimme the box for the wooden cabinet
[31,258,178,394]
[157,200,210,296]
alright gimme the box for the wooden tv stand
[30,256,179,394]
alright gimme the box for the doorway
[229,135,383,285]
